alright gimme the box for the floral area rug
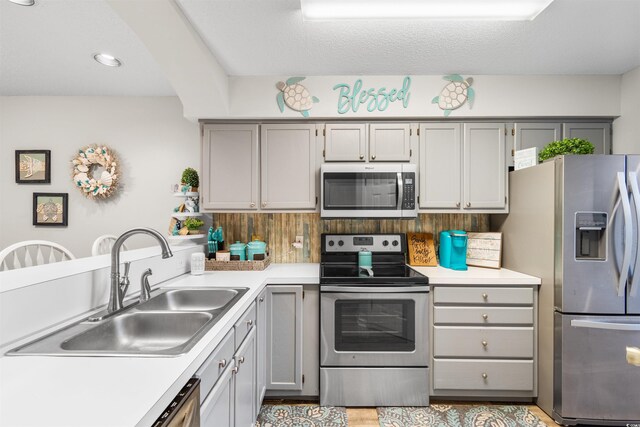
[378,405,547,427]
[256,404,348,427]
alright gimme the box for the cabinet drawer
[433,287,533,305]
[433,326,533,358]
[234,302,257,350]
[433,359,534,391]
[433,306,533,325]
[196,329,235,404]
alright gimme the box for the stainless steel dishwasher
[152,377,201,427]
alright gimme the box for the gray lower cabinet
[201,357,235,427]
[256,288,267,409]
[431,285,537,399]
[234,327,256,427]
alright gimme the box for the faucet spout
[108,227,173,313]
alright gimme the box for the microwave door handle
[628,171,640,297]
[617,172,633,297]
[397,172,403,210]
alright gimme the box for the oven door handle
[321,286,428,293]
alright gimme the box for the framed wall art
[15,150,51,184]
[33,193,68,226]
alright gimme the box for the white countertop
[0,263,539,427]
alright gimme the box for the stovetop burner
[320,263,428,285]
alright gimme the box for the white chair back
[91,235,129,256]
[0,240,75,271]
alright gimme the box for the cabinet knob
[359,154,364,160]
[250,202,256,208]
[262,202,267,208]
[466,202,471,208]
[482,340,488,347]
[456,202,461,208]
[482,314,488,320]
[482,293,488,300]
[247,319,253,327]
[218,358,227,368]
[482,373,488,379]
[232,366,239,374]
[238,356,245,364]
[259,297,264,302]
[371,155,376,160]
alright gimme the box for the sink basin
[136,288,240,312]
[61,312,212,354]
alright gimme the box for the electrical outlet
[176,257,186,272]
[295,235,304,245]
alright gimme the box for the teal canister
[439,231,452,268]
[247,240,267,260]
[229,241,247,261]
[358,249,373,269]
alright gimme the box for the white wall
[613,66,640,154]
[0,96,199,258]
[227,75,621,119]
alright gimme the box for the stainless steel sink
[7,287,248,357]
[136,288,240,312]
[61,312,213,354]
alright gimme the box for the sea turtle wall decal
[432,74,475,117]
[276,77,319,117]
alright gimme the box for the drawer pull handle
[482,314,488,320]
[238,356,245,364]
[482,293,488,300]
[232,366,239,374]
[218,358,227,368]
[247,319,253,327]
[481,340,488,347]
[482,373,488,379]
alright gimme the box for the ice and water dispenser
[575,212,607,261]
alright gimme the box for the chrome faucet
[108,227,173,313]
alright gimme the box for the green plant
[181,167,199,188]
[538,138,594,162]
[184,217,204,230]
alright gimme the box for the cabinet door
[369,123,411,161]
[261,124,316,209]
[324,123,367,161]
[266,285,303,390]
[514,122,561,153]
[202,124,259,210]
[563,122,611,155]
[463,123,506,209]
[201,361,235,427]
[256,288,267,409]
[419,123,462,209]
[234,327,256,427]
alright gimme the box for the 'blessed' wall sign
[333,76,411,114]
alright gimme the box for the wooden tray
[205,255,271,271]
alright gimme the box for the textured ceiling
[177,0,640,76]
[0,0,175,96]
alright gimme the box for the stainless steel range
[319,233,429,407]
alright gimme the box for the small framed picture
[33,193,68,226]
[16,150,51,183]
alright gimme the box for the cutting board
[406,232,437,266]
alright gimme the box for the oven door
[320,286,428,367]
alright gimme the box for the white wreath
[72,145,119,198]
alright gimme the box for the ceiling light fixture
[300,0,555,21]
[8,0,35,6]
[93,53,122,67]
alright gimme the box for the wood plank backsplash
[211,213,490,263]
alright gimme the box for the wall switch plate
[292,235,304,249]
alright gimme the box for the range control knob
[382,240,389,247]
[392,240,399,247]
[328,240,335,247]
[338,240,344,247]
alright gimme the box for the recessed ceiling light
[301,0,555,21]
[8,0,35,6]
[93,53,122,67]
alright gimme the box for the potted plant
[539,138,595,163]
[181,167,199,192]
[184,217,204,235]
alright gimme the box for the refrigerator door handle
[571,319,640,331]
[629,171,640,297]
[617,172,633,297]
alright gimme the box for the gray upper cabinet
[514,122,562,153]
[266,285,303,391]
[324,123,367,161]
[463,123,507,210]
[369,123,411,161]
[563,122,611,154]
[202,124,259,210]
[260,124,317,210]
[419,123,462,209]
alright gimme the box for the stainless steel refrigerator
[493,155,640,426]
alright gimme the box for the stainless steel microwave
[320,163,417,218]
